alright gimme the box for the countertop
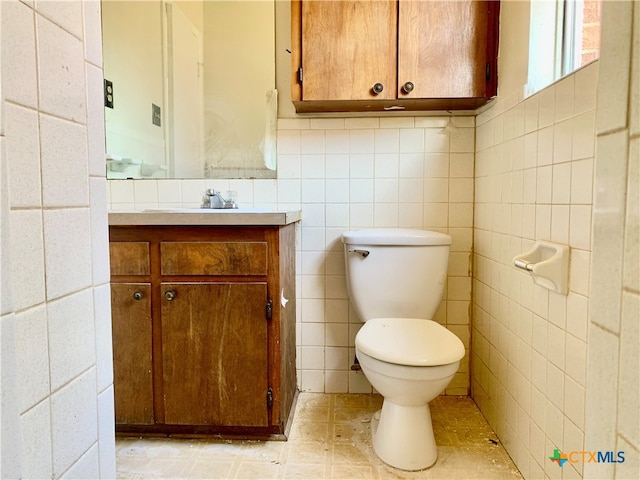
[108,208,302,226]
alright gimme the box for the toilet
[342,228,465,471]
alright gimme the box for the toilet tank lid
[342,228,451,246]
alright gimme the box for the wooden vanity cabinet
[109,224,297,439]
[291,0,500,113]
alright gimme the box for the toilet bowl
[355,317,464,470]
[342,228,466,471]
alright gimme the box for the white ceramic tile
[423,178,449,203]
[300,273,324,299]
[565,292,589,342]
[554,75,575,123]
[90,179,110,285]
[534,204,551,240]
[573,62,598,115]
[47,289,96,391]
[450,127,475,153]
[552,119,573,165]
[36,14,86,122]
[618,292,640,447]
[348,154,373,179]
[20,398,53,480]
[424,153,449,178]
[537,126,554,167]
[374,128,399,153]
[16,306,49,412]
[374,153,399,178]
[398,178,423,203]
[109,180,134,204]
[324,130,349,154]
[300,298,325,323]
[40,115,89,207]
[550,205,570,244]
[86,64,107,178]
[373,203,399,227]
[50,368,98,477]
[61,444,100,479]
[5,104,41,207]
[325,153,349,178]
[565,334,586,387]
[36,0,84,38]
[624,138,639,292]
[155,179,182,203]
[570,158,594,205]
[93,284,113,392]
[2,0,38,107]
[537,86,555,128]
[398,128,424,153]
[523,132,538,169]
[572,110,596,161]
[349,203,373,228]
[345,117,379,129]
[324,370,349,393]
[300,130,325,155]
[569,205,592,250]
[277,130,301,154]
[595,0,633,135]
[569,249,590,297]
[380,117,414,129]
[349,129,375,154]
[551,163,571,204]
[325,203,349,228]
[449,203,473,228]
[253,179,278,204]
[9,209,45,311]
[277,179,301,204]
[373,178,398,203]
[449,178,474,203]
[300,323,325,347]
[43,208,93,300]
[584,326,619,479]
[524,95,539,134]
[300,346,325,370]
[83,0,102,65]
[546,324,565,369]
[278,118,309,130]
[424,128,450,153]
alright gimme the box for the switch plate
[104,79,114,108]
[152,103,161,126]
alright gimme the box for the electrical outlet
[152,103,161,126]
[104,79,114,108]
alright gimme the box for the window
[527,0,601,95]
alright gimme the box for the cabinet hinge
[266,387,273,409]
[297,67,303,85]
[486,63,491,82]
[266,299,273,320]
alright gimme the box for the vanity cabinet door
[111,283,154,425]
[160,282,270,427]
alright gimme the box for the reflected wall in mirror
[103,0,277,180]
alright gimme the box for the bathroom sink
[142,207,277,213]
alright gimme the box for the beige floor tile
[115,393,523,480]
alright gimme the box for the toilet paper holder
[513,240,569,295]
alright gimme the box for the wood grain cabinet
[291,0,500,112]
[109,224,297,439]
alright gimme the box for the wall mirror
[102,0,277,180]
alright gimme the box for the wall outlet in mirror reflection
[152,104,161,127]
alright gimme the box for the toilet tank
[342,229,451,322]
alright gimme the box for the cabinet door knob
[133,291,143,301]
[372,83,384,95]
[401,81,415,94]
[164,290,176,301]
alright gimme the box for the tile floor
[116,393,522,479]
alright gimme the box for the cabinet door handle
[133,291,143,301]
[401,81,415,94]
[164,290,176,301]
[371,82,384,95]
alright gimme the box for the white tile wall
[109,115,476,395]
[1,0,115,478]
[472,61,599,479]
[585,2,640,479]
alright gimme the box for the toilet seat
[356,318,465,367]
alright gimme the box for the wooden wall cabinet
[109,224,297,439]
[291,0,500,113]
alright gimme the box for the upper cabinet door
[300,0,397,101]
[398,0,491,99]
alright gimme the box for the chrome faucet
[201,189,238,209]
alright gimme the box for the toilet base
[370,401,437,471]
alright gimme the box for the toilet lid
[355,318,465,366]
